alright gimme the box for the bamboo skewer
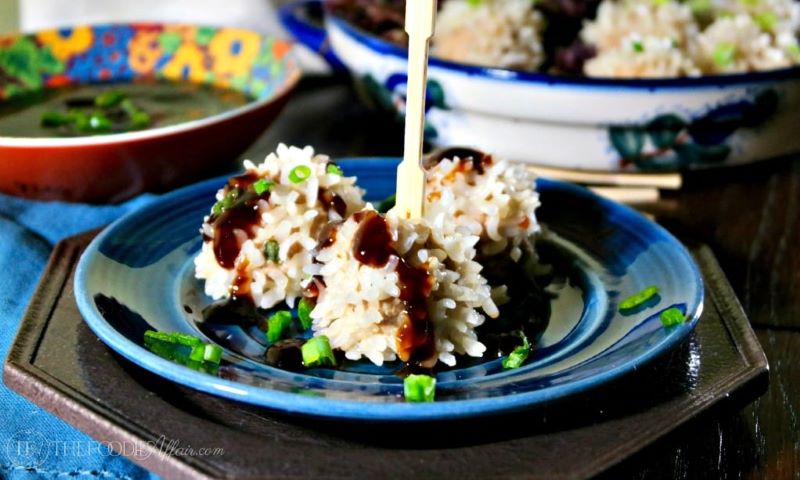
[394,0,437,219]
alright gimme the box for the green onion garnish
[129,110,151,129]
[267,310,293,344]
[252,178,274,195]
[619,285,660,312]
[289,165,312,184]
[688,0,711,16]
[143,330,223,373]
[212,188,240,216]
[88,113,112,132]
[377,193,396,213]
[754,12,777,31]
[659,307,686,327]
[264,240,280,263]
[301,335,337,368]
[788,43,800,59]
[40,111,71,127]
[502,332,531,370]
[297,297,314,330]
[632,40,644,53]
[94,90,126,108]
[404,374,436,402]
[712,43,736,67]
[326,163,343,176]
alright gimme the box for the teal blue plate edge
[74,157,704,421]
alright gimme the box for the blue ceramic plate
[75,158,703,421]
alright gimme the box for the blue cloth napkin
[0,193,158,479]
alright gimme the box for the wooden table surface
[245,78,799,479]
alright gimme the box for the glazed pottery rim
[74,159,705,421]
[0,23,302,147]
[327,9,800,89]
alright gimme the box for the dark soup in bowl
[0,80,253,138]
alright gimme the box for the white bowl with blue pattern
[281,0,800,172]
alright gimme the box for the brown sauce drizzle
[353,211,394,267]
[319,188,347,218]
[424,147,494,175]
[210,172,269,270]
[352,211,435,366]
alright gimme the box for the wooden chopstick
[589,186,661,205]
[528,165,683,190]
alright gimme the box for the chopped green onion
[377,193,396,213]
[404,374,436,402]
[68,110,91,132]
[632,40,645,53]
[267,310,293,344]
[88,113,112,132]
[788,43,800,60]
[94,90,127,108]
[326,163,344,176]
[619,285,660,312]
[502,331,531,370]
[301,335,337,368]
[143,330,223,372]
[466,0,482,6]
[288,165,312,184]
[120,98,138,116]
[713,43,737,67]
[688,0,711,16]
[40,111,71,127]
[659,307,686,327]
[264,240,280,263]
[212,188,240,215]
[252,178,274,195]
[129,110,151,129]
[754,12,777,31]
[651,0,668,6]
[297,298,314,330]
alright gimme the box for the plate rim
[74,158,704,421]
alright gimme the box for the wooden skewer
[394,0,437,219]
[528,165,683,190]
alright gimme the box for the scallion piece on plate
[659,307,686,327]
[326,163,343,176]
[252,178,274,195]
[502,331,531,370]
[288,165,312,184]
[264,240,280,263]
[619,285,659,312]
[404,374,436,402]
[377,194,396,213]
[130,110,151,130]
[143,331,223,371]
[301,335,337,368]
[267,310,293,344]
[632,40,645,53]
[297,298,314,330]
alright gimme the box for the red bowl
[0,23,302,202]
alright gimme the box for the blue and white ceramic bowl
[281,0,800,172]
[74,158,704,421]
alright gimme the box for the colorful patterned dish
[0,24,300,202]
[281,0,800,172]
[74,158,704,421]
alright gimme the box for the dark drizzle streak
[319,188,348,218]
[425,147,494,175]
[352,211,435,367]
[210,172,267,270]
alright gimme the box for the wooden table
[246,77,799,479]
